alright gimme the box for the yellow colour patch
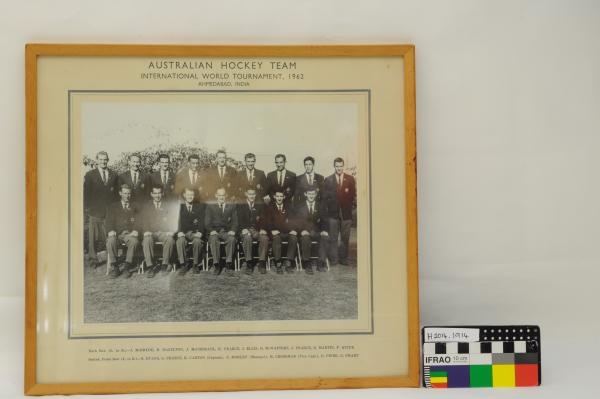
[429,377,448,384]
[492,364,515,387]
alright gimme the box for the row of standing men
[85,151,357,276]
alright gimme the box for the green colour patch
[430,371,447,378]
[469,365,493,387]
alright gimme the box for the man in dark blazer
[105,184,141,278]
[118,153,150,204]
[174,154,205,201]
[322,157,356,265]
[236,153,268,203]
[205,187,238,275]
[294,156,324,205]
[150,153,176,202]
[237,186,269,274]
[204,150,238,202]
[83,151,118,267]
[176,187,205,275]
[265,190,298,274]
[266,153,296,205]
[295,187,329,274]
[140,185,177,278]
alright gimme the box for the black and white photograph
[81,92,362,325]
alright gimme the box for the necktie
[220,167,224,180]
[278,171,282,186]
[310,204,313,214]
[162,171,166,185]
[187,205,192,213]
[278,205,282,212]
[133,172,138,186]
[102,170,107,184]
[192,171,197,185]
[155,202,159,210]
[249,171,253,182]
[221,204,225,214]
[309,174,313,185]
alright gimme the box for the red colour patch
[431,383,448,388]
[515,364,538,386]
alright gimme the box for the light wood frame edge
[24,44,419,395]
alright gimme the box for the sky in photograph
[82,99,359,176]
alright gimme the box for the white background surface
[1,0,599,397]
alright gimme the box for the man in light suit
[141,185,177,278]
[237,186,269,274]
[118,153,150,204]
[237,153,268,203]
[174,154,205,202]
[176,187,205,275]
[205,187,238,276]
[83,151,118,267]
[150,153,176,202]
[294,156,324,205]
[294,187,329,274]
[322,157,356,265]
[266,154,296,205]
[105,184,141,278]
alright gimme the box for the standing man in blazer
[105,184,141,278]
[294,156,324,205]
[295,187,329,274]
[322,157,356,266]
[265,190,298,274]
[176,187,205,275]
[237,186,269,274]
[118,153,150,204]
[205,150,238,202]
[205,187,238,276]
[150,153,176,202]
[83,151,118,267]
[237,153,268,203]
[140,185,177,278]
[266,154,296,205]
[174,154,205,202]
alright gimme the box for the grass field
[83,258,357,323]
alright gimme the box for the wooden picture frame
[25,44,418,395]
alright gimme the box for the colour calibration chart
[422,326,541,388]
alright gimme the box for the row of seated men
[106,183,332,277]
[85,151,357,276]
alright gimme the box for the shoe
[284,259,295,273]
[122,263,133,278]
[245,263,254,275]
[275,261,283,274]
[109,264,120,278]
[225,268,234,277]
[193,264,201,274]
[165,264,173,272]
[317,261,326,272]
[213,264,223,275]
[147,266,158,278]
[89,259,98,269]
[305,266,314,275]
[258,261,267,274]
[340,259,349,266]
[178,264,190,275]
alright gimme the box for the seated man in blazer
[105,184,141,278]
[205,187,238,276]
[176,187,205,275]
[295,187,329,274]
[265,190,298,274]
[141,185,177,278]
[237,186,269,275]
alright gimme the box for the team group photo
[79,96,361,324]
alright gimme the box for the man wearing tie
[117,153,149,204]
[83,151,118,267]
[205,187,238,276]
[237,186,269,274]
[237,153,268,203]
[322,157,357,266]
[266,154,296,204]
[176,187,205,275]
[294,156,324,204]
[295,187,329,274]
[265,190,298,274]
[105,184,141,278]
[174,154,204,201]
[150,153,176,201]
[141,186,177,278]
[206,150,238,202]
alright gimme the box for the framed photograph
[25,44,418,394]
